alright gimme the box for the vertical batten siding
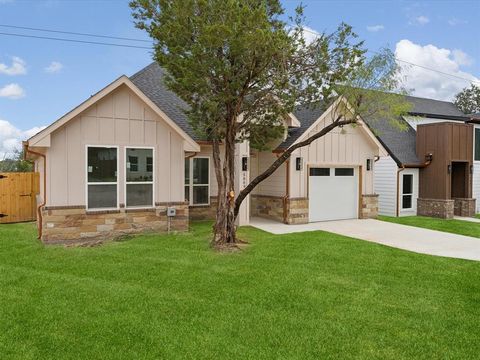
[289,110,378,198]
[373,156,397,216]
[46,84,185,207]
[255,151,286,197]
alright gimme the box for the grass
[1,222,480,359]
[379,215,480,238]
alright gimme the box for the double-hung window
[86,146,118,210]
[125,148,154,208]
[185,157,209,205]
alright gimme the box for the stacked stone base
[417,198,454,219]
[453,198,476,217]
[361,194,379,219]
[41,202,189,245]
[285,198,309,224]
[189,197,217,220]
[251,195,285,223]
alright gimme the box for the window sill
[86,209,120,215]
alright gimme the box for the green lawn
[1,222,480,359]
[379,216,480,238]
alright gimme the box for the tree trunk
[212,117,237,247]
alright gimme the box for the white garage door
[309,167,358,222]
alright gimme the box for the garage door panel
[309,167,358,222]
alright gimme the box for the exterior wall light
[447,164,452,174]
[366,158,371,171]
[296,157,302,171]
[242,157,248,171]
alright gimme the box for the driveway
[250,217,480,261]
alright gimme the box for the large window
[185,157,209,205]
[475,128,480,161]
[125,148,154,208]
[402,174,413,209]
[87,146,118,210]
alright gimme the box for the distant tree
[0,149,33,172]
[130,0,410,247]
[454,84,480,114]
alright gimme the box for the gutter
[23,141,46,240]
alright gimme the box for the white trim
[400,173,414,210]
[185,156,210,206]
[28,76,200,152]
[85,145,120,211]
[124,146,155,209]
[290,97,388,157]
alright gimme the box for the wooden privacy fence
[0,172,40,224]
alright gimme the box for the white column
[235,140,250,226]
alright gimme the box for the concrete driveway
[250,217,480,261]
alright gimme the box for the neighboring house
[367,96,477,218]
[24,63,385,244]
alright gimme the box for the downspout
[283,159,290,224]
[23,142,46,240]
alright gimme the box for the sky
[0,0,479,157]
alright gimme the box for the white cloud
[448,18,468,26]
[301,26,320,44]
[45,61,63,74]
[0,83,25,99]
[0,119,45,159]
[414,15,430,25]
[395,39,480,101]
[0,56,27,76]
[366,25,384,32]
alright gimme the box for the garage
[308,167,358,222]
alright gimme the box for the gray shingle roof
[275,103,326,151]
[404,95,467,119]
[130,62,198,140]
[365,117,421,165]
[129,63,467,166]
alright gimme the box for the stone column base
[361,194,379,219]
[285,197,309,224]
[453,198,476,217]
[41,202,189,245]
[417,198,454,219]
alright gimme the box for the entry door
[308,167,358,222]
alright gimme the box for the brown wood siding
[417,122,473,200]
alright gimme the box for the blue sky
[0,0,479,156]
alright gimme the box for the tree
[0,149,33,172]
[454,84,480,114]
[130,0,410,247]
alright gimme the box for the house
[24,63,385,244]
[367,96,478,218]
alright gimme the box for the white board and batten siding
[46,85,185,207]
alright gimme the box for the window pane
[335,168,354,176]
[403,174,413,194]
[126,148,153,182]
[310,168,330,176]
[185,186,190,202]
[87,147,117,182]
[402,195,412,209]
[185,159,190,184]
[475,129,480,161]
[193,158,209,184]
[88,184,117,209]
[193,186,209,205]
[126,184,153,207]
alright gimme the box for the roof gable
[28,75,200,152]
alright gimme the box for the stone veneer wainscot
[41,202,189,244]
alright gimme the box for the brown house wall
[417,122,473,200]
